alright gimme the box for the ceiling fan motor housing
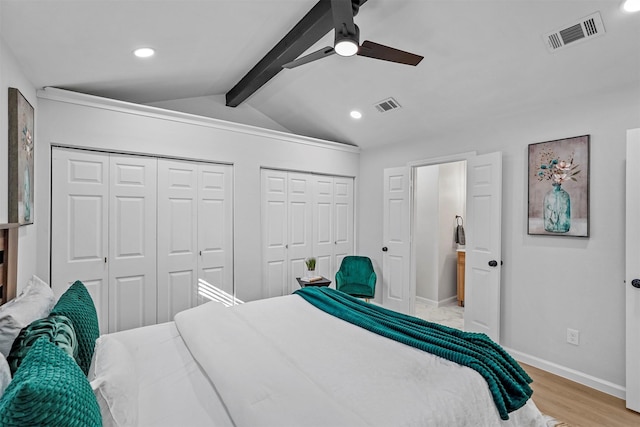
[335,24,360,56]
[351,0,361,16]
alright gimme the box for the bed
[0,277,547,427]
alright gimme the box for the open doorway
[383,152,502,339]
[412,160,466,329]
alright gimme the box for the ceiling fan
[283,0,423,69]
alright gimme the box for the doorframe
[626,128,640,411]
[407,152,476,316]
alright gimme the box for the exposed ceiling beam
[225,0,368,107]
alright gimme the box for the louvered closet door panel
[197,163,233,305]
[51,148,109,333]
[333,177,354,273]
[313,176,334,280]
[157,159,198,322]
[262,170,288,298]
[287,173,313,293]
[108,155,157,332]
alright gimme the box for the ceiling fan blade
[358,40,424,66]
[282,46,336,69]
[331,0,357,37]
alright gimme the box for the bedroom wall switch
[567,328,580,346]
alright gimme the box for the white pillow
[0,352,11,396]
[0,275,55,357]
[89,335,139,427]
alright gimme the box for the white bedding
[174,294,546,427]
[100,321,233,427]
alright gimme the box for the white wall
[357,85,640,395]
[0,35,38,290]
[437,162,465,301]
[415,162,465,304]
[35,89,359,303]
[148,94,291,134]
[415,166,438,301]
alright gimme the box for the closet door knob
[382,247,388,252]
[632,279,640,289]
[488,260,498,267]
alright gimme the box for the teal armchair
[335,256,377,301]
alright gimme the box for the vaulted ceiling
[1,0,638,149]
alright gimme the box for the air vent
[374,97,401,113]
[543,11,605,52]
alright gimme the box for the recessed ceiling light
[133,47,155,58]
[350,110,362,119]
[623,0,640,12]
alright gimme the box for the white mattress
[104,321,233,427]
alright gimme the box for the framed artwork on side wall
[8,88,35,225]
[528,135,590,237]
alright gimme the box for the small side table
[296,276,331,288]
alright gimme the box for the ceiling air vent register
[544,12,605,52]
[374,97,401,113]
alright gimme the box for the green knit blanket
[293,287,532,420]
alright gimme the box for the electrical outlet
[567,328,580,346]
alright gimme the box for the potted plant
[305,257,316,274]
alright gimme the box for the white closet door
[197,163,233,305]
[287,173,313,293]
[108,155,157,332]
[333,177,354,278]
[262,170,289,298]
[51,148,109,333]
[157,159,198,322]
[313,175,334,279]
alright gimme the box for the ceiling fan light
[335,39,358,56]
[334,24,360,57]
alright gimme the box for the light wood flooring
[413,305,639,425]
[522,363,640,427]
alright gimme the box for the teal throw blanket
[293,287,532,420]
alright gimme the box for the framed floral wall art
[528,135,589,237]
[8,88,34,225]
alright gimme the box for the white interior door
[313,175,334,279]
[157,159,198,322]
[262,170,289,298]
[333,177,354,280]
[313,176,354,283]
[51,148,109,333]
[287,173,313,292]
[108,155,157,332]
[197,163,233,305]
[382,167,412,314]
[464,152,502,342]
[625,128,640,412]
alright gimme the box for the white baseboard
[415,296,436,307]
[440,295,457,306]
[505,347,626,400]
[416,295,457,308]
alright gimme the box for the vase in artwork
[543,183,570,233]
[23,163,31,222]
